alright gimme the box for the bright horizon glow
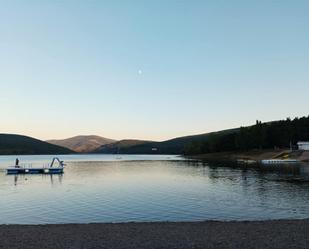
[1,1,308,141]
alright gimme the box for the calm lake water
[0,154,309,224]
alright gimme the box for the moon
[138,69,142,75]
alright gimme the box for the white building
[297,141,309,151]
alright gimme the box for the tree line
[184,116,309,155]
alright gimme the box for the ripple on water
[0,156,309,224]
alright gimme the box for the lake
[0,154,309,224]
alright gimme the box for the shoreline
[190,150,309,163]
[1,220,309,249]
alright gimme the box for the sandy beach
[0,220,308,249]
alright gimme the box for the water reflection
[12,173,63,186]
[204,160,309,182]
[0,156,309,224]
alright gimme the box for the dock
[6,157,65,175]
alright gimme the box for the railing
[18,163,33,169]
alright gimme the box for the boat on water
[261,159,299,164]
[6,157,65,174]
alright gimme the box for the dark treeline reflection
[177,159,309,184]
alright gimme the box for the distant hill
[47,135,116,153]
[95,129,238,154]
[94,116,309,155]
[94,139,152,154]
[0,134,74,155]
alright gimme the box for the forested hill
[3,116,307,156]
[95,116,309,155]
[184,116,309,155]
[95,129,238,154]
[0,134,74,155]
[94,139,153,154]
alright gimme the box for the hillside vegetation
[0,134,74,155]
[95,139,152,153]
[185,116,309,155]
[95,116,309,155]
[95,129,237,154]
[11,116,306,156]
[47,135,116,153]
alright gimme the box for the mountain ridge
[47,135,116,153]
[94,129,238,154]
[94,139,154,154]
[0,134,74,155]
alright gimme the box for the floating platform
[6,157,65,175]
[6,167,63,175]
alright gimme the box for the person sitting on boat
[15,158,20,168]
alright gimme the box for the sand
[0,220,309,249]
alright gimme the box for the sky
[0,0,308,141]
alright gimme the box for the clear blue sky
[0,0,308,141]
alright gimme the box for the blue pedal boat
[6,157,65,175]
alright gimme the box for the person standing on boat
[15,158,19,168]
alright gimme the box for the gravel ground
[0,220,309,249]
